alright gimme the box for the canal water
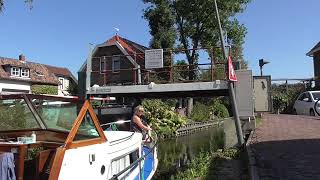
[153,126,224,179]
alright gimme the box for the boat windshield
[312,92,320,100]
[32,98,99,138]
[0,98,40,131]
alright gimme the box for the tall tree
[0,0,33,12]
[143,0,251,80]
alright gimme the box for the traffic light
[259,59,270,76]
[259,59,269,68]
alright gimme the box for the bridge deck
[87,80,229,98]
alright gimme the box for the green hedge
[31,85,58,95]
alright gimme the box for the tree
[0,0,33,12]
[143,0,251,80]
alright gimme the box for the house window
[112,56,120,72]
[11,67,20,77]
[59,78,64,90]
[21,68,30,77]
[100,60,106,72]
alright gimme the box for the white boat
[0,94,158,180]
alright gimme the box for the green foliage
[0,100,26,130]
[31,85,58,95]
[143,0,251,80]
[67,82,78,95]
[272,93,288,114]
[0,0,33,12]
[173,60,189,81]
[90,100,101,108]
[142,99,187,138]
[0,100,39,131]
[272,83,305,114]
[171,148,241,180]
[171,152,212,180]
[210,99,230,118]
[190,99,229,122]
[190,102,210,121]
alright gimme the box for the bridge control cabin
[78,35,230,100]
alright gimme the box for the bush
[210,99,230,118]
[272,93,288,114]
[190,102,210,122]
[272,83,304,114]
[142,99,187,138]
[31,85,58,95]
[190,100,229,122]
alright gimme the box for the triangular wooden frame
[64,100,107,149]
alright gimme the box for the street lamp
[259,59,270,76]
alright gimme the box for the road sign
[228,56,237,81]
[145,49,163,69]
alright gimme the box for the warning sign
[228,56,237,81]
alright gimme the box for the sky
[0,0,319,80]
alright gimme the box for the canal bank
[154,126,249,179]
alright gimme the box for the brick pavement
[249,114,320,180]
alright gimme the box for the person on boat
[131,106,152,139]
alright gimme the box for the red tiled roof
[105,35,148,60]
[0,56,75,85]
[45,65,77,82]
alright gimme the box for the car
[293,91,320,116]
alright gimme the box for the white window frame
[11,67,20,77]
[112,56,120,73]
[21,68,30,78]
[59,78,64,90]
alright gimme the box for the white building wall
[0,80,31,94]
[58,77,70,96]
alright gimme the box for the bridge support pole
[214,0,244,146]
[229,82,244,146]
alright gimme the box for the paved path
[249,114,320,180]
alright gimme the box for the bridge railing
[90,47,228,86]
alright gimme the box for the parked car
[293,91,320,116]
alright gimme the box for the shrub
[190,100,229,122]
[272,93,288,114]
[190,102,210,121]
[31,85,58,95]
[272,83,305,114]
[210,99,230,118]
[142,99,187,138]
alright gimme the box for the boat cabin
[0,94,157,180]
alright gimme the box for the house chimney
[19,54,26,61]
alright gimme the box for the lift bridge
[78,45,254,148]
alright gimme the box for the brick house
[0,54,77,95]
[78,35,148,96]
[307,42,320,88]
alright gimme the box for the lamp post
[259,59,270,76]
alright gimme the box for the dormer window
[11,67,20,77]
[21,68,30,77]
[10,67,30,78]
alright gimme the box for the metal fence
[90,47,227,86]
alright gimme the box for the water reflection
[154,127,224,179]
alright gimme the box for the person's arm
[133,116,151,131]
